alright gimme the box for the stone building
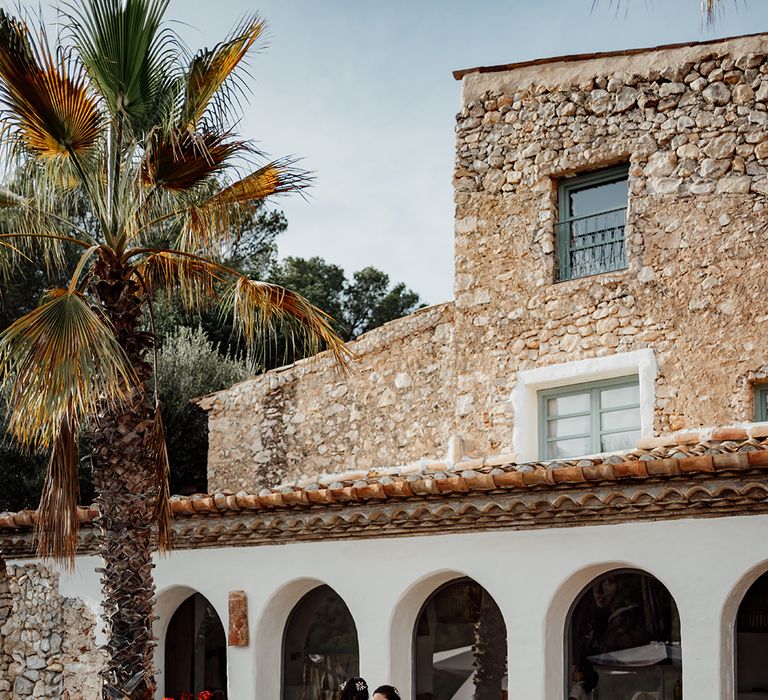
[3,31,768,700]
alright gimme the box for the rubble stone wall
[0,563,102,699]
[452,34,768,454]
[204,34,768,487]
[202,302,456,492]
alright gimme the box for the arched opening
[282,584,359,699]
[413,577,507,700]
[566,569,681,700]
[164,592,227,699]
[736,569,768,697]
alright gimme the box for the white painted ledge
[511,349,657,463]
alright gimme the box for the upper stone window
[556,164,629,281]
[538,375,640,460]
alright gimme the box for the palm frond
[67,0,180,136]
[172,160,309,255]
[0,9,102,159]
[130,247,352,367]
[134,250,222,310]
[180,14,266,129]
[141,129,247,192]
[149,404,172,552]
[207,160,309,207]
[0,288,135,450]
[224,276,353,370]
[35,412,80,564]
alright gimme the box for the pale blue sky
[35,2,768,301]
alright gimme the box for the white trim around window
[510,349,657,463]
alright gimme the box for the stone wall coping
[453,30,768,80]
[193,300,454,411]
[457,32,768,103]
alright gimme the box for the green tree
[155,326,251,495]
[0,3,348,697]
[270,256,425,341]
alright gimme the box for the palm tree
[0,2,349,697]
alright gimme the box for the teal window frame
[556,164,630,282]
[538,375,641,460]
[756,384,768,421]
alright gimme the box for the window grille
[556,165,629,281]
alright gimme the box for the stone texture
[204,36,768,487]
[201,303,455,492]
[0,563,102,700]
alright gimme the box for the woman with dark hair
[372,685,400,700]
[339,677,369,700]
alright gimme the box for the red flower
[198,692,213,700]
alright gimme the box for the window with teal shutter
[538,376,641,460]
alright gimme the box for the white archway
[253,577,359,699]
[389,569,469,697]
[542,560,675,699]
[153,585,228,700]
[723,560,768,699]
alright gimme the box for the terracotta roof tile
[3,430,768,544]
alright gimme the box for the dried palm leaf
[35,412,80,564]
[0,10,101,159]
[181,14,266,128]
[134,250,223,310]
[149,403,172,553]
[141,129,247,192]
[224,276,353,370]
[0,288,135,450]
[174,160,309,254]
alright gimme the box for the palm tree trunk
[473,590,506,700]
[91,257,159,700]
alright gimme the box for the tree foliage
[269,256,424,341]
[155,326,250,495]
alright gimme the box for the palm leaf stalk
[0,3,351,697]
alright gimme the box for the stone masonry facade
[0,563,102,700]
[199,302,455,493]
[203,33,768,492]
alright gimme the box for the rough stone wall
[0,556,11,697]
[204,34,768,485]
[452,35,768,455]
[0,563,102,699]
[202,302,455,492]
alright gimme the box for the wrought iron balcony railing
[555,206,627,281]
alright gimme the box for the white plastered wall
[511,348,657,463]
[22,511,768,700]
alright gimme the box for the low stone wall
[0,563,102,700]
[201,302,456,493]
